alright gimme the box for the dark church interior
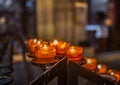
[0,0,120,85]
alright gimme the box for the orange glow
[70,47,75,53]
[61,44,65,48]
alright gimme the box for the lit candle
[96,64,107,74]
[50,40,59,46]
[36,45,56,64]
[27,38,37,49]
[108,69,120,82]
[28,39,43,56]
[56,42,70,55]
[82,57,97,71]
[67,46,83,61]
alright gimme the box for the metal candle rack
[69,61,116,85]
[0,39,14,85]
[30,57,67,85]
[30,57,117,85]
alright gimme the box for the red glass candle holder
[35,45,56,64]
[108,69,120,82]
[27,39,43,56]
[56,41,70,55]
[27,39,37,49]
[96,64,107,74]
[67,46,83,61]
[82,57,97,71]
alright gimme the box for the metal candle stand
[30,57,67,85]
[0,39,14,85]
[68,61,116,85]
[30,57,117,85]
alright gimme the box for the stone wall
[36,0,87,45]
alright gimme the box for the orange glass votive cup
[108,69,120,82]
[97,64,107,74]
[56,42,70,55]
[28,39,43,56]
[35,45,56,64]
[27,39,37,49]
[67,46,83,61]
[82,57,97,71]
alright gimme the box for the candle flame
[43,45,48,49]
[53,40,58,45]
[110,72,114,76]
[34,39,37,43]
[87,59,91,64]
[37,41,41,44]
[97,64,102,69]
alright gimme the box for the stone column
[36,0,54,40]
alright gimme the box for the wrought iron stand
[30,57,116,85]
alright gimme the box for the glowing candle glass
[28,39,43,56]
[27,38,37,49]
[67,46,83,61]
[56,42,70,55]
[108,69,120,82]
[97,64,107,74]
[82,57,97,71]
[35,45,56,64]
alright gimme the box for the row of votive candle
[82,57,120,83]
[27,39,83,61]
[27,38,120,83]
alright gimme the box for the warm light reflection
[61,44,65,48]
[70,47,75,53]
[0,17,6,23]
